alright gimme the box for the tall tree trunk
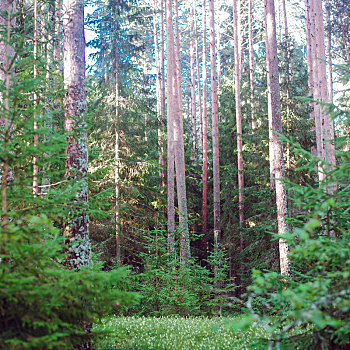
[209,0,221,244]
[159,0,166,187]
[325,0,333,103]
[190,0,197,166]
[248,0,256,130]
[194,3,202,154]
[304,0,316,156]
[165,0,175,254]
[233,0,244,249]
[173,0,190,261]
[201,0,208,257]
[63,0,91,269]
[33,0,39,196]
[0,0,15,224]
[282,0,292,169]
[309,0,336,182]
[264,0,290,276]
[216,0,221,88]
[114,16,121,265]
[154,0,165,185]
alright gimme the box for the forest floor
[93,316,269,349]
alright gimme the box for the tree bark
[209,0,221,242]
[264,0,290,276]
[190,0,197,166]
[160,0,166,186]
[0,0,15,224]
[233,0,244,249]
[165,0,175,254]
[310,0,336,181]
[325,0,333,103]
[173,0,190,261]
[248,0,257,130]
[194,3,202,154]
[304,0,316,157]
[32,0,39,196]
[114,11,121,265]
[201,0,208,258]
[63,0,91,269]
[153,0,166,187]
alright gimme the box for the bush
[0,215,136,349]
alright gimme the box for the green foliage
[231,128,350,348]
[0,215,136,349]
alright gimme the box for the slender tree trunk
[165,0,175,254]
[216,0,221,88]
[190,0,197,166]
[248,0,256,130]
[264,0,290,276]
[209,0,221,243]
[114,17,121,265]
[154,0,164,185]
[63,0,91,269]
[233,0,244,249]
[0,0,15,225]
[159,0,166,187]
[335,0,350,63]
[174,0,185,163]
[325,0,333,103]
[282,0,292,169]
[173,0,190,261]
[201,0,208,257]
[33,0,39,196]
[304,0,316,156]
[194,4,202,154]
[310,0,336,181]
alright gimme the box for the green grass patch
[94,316,269,349]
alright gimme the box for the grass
[93,316,269,350]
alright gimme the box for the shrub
[0,215,136,349]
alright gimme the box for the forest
[0,0,349,348]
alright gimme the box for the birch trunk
[264,0,290,276]
[63,0,91,269]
